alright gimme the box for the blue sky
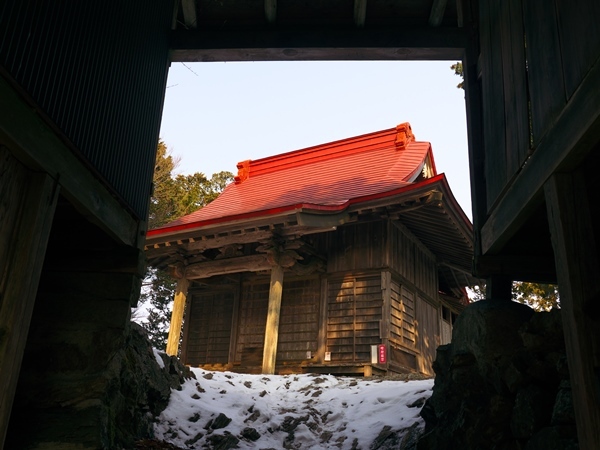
[159,60,471,218]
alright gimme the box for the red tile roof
[148,123,436,237]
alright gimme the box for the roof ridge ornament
[395,122,415,150]
[234,160,251,184]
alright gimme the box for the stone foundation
[418,301,578,450]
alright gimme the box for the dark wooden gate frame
[166,2,600,447]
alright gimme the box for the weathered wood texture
[476,0,600,222]
[276,277,320,362]
[0,76,139,248]
[0,147,58,448]
[236,280,269,366]
[182,288,235,366]
[415,297,440,375]
[262,265,284,374]
[234,275,321,371]
[326,275,383,362]
[389,281,416,350]
[325,222,386,274]
[389,222,438,300]
[523,0,566,147]
[166,278,189,356]
[544,171,600,448]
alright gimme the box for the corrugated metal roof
[149,122,433,236]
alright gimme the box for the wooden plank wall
[480,0,529,209]
[183,289,235,366]
[234,275,321,369]
[326,221,386,273]
[236,279,270,365]
[415,297,441,376]
[389,281,417,350]
[388,222,438,300]
[276,277,321,363]
[479,0,600,212]
[326,275,382,362]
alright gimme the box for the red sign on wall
[378,344,387,364]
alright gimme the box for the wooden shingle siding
[184,290,234,366]
[326,275,382,362]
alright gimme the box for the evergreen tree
[135,141,233,350]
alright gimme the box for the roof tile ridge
[234,126,398,182]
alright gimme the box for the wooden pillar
[166,278,189,357]
[544,171,600,449]
[262,264,284,374]
[0,148,58,448]
[485,276,512,301]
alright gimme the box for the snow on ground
[154,368,433,449]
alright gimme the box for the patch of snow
[155,369,433,449]
[153,348,165,369]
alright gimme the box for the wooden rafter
[181,0,197,29]
[264,0,277,24]
[428,0,448,27]
[354,0,367,28]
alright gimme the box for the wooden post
[262,264,284,374]
[485,276,512,301]
[544,171,600,449]
[166,278,189,357]
[0,149,59,448]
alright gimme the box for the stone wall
[418,301,578,450]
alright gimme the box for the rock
[207,432,240,450]
[210,413,233,430]
[510,385,553,439]
[524,426,579,450]
[417,303,577,450]
[241,427,261,441]
[370,425,399,449]
[552,381,576,425]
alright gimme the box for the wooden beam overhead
[429,0,448,27]
[264,0,277,24]
[181,0,197,29]
[170,27,467,62]
[184,254,271,279]
[185,229,276,251]
[354,0,367,28]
